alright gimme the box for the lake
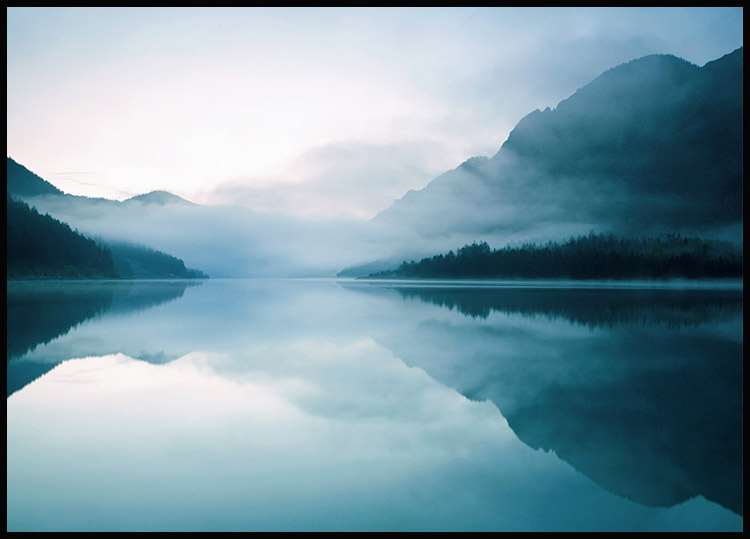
[6,278,743,532]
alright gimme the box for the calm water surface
[6,278,743,532]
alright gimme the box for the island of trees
[368,233,742,280]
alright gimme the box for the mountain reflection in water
[6,280,200,396]
[343,281,743,516]
[390,283,741,328]
[6,279,742,530]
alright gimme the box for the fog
[13,45,743,279]
[19,193,421,277]
[201,140,451,220]
[18,183,605,279]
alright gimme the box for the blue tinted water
[6,278,743,532]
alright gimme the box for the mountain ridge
[7,157,65,198]
[374,47,743,250]
[6,157,196,207]
[7,158,208,279]
[123,190,196,206]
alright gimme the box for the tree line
[375,233,742,280]
[7,195,208,279]
[106,240,208,279]
[7,195,120,279]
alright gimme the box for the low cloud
[22,193,411,278]
[201,140,454,220]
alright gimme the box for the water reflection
[344,281,743,516]
[6,279,743,531]
[346,281,743,327]
[7,280,200,396]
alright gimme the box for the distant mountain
[7,195,208,280]
[6,157,195,207]
[7,157,208,279]
[374,48,743,249]
[123,190,196,206]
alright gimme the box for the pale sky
[6,7,743,219]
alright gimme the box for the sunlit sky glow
[6,7,743,219]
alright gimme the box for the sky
[6,7,744,220]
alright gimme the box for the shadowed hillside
[374,48,743,252]
[7,195,121,279]
[7,158,208,279]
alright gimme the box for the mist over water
[6,279,743,531]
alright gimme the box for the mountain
[373,48,743,254]
[7,48,742,279]
[7,195,121,279]
[7,157,208,279]
[7,157,121,208]
[6,156,367,278]
[7,157,65,197]
[7,195,208,280]
[122,190,196,206]
[6,157,195,208]
[7,157,209,279]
